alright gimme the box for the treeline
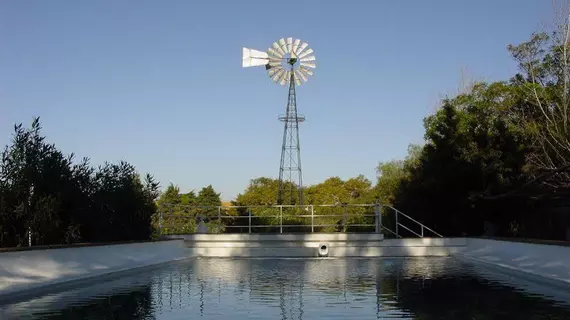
[0,118,159,247]
[377,28,570,240]
[157,176,379,234]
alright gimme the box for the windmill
[242,37,316,205]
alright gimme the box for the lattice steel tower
[242,37,316,205]
[277,71,305,205]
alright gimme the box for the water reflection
[2,257,570,319]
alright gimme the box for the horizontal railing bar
[160,204,378,209]
[161,214,377,219]
[183,224,376,228]
[169,224,377,229]
[159,203,442,237]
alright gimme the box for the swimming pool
[2,257,570,319]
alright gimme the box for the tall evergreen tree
[197,185,221,207]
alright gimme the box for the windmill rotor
[242,37,316,86]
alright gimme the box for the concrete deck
[173,233,466,257]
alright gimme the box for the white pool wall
[1,235,570,300]
[455,238,570,286]
[0,240,188,300]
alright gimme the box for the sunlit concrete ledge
[186,245,464,258]
[179,234,467,257]
[0,240,189,302]
[454,238,570,287]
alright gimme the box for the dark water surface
[2,257,570,319]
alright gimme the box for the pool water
[2,257,570,319]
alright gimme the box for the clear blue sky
[0,1,555,200]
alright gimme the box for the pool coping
[453,253,570,291]
[0,239,178,253]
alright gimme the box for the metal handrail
[157,203,442,238]
[382,205,443,238]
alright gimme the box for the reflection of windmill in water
[242,38,316,205]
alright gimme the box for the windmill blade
[267,48,283,59]
[278,38,287,54]
[279,70,290,86]
[268,59,282,67]
[295,42,309,56]
[300,55,316,62]
[294,70,306,84]
[300,62,316,69]
[295,69,308,83]
[272,68,285,83]
[299,65,314,76]
[293,71,302,86]
[286,37,293,54]
[272,41,286,56]
[268,66,283,77]
[298,48,313,59]
[297,68,311,82]
[292,39,301,56]
[276,69,288,85]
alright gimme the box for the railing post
[374,203,380,233]
[395,209,399,237]
[248,208,252,234]
[342,205,347,232]
[218,206,222,234]
[169,206,174,235]
[159,208,164,236]
[311,205,314,233]
[280,206,283,234]
[421,225,424,238]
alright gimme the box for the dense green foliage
[229,176,377,232]
[0,118,159,246]
[375,27,570,239]
[156,184,224,234]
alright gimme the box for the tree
[180,191,196,205]
[87,161,159,242]
[0,118,159,246]
[196,185,222,207]
[507,23,570,192]
[375,144,422,205]
[156,183,181,207]
[235,177,280,206]
[196,184,221,219]
[390,82,529,236]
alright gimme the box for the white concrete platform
[178,234,466,257]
